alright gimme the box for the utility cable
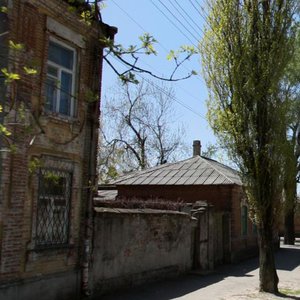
[109,0,205,85]
[149,0,198,47]
[166,0,201,38]
[157,0,200,43]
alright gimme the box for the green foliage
[80,9,93,26]
[8,40,24,51]
[101,28,197,84]
[28,158,42,174]
[9,143,16,154]
[84,89,98,103]
[202,2,297,290]
[0,38,39,142]
[1,68,20,84]
[101,33,158,57]
[98,146,124,183]
[279,288,300,296]
[202,0,296,221]
[0,6,7,13]
[23,66,37,75]
[138,33,157,55]
[44,170,60,184]
[281,28,300,243]
[119,72,139,85]
[0,124,11,136]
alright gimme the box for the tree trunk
[284,209,295,245]
[258,227,279,293]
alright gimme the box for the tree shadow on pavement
[98,257,259,300]
[275,292,300,300]
[98,245,300,300]
[275,246,300,271]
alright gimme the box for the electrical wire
[149,0,198,47]
[157,0,200,44]
[173,0,204,33]
[108,1,205,86]
[166,0,200,38]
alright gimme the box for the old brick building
[0,1,116,299]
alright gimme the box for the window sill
[39,113,82,135]
[40,112,78,124]
[25,244,77,271]
[26,243,75,262]
[27,241,75,252]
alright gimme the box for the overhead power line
[157,0,200,43]
[166,0,201,38]
[110,0,206,84]
[111,0,147,33]
[174,0,204,33]
[149,0,198,47]
[188,0,209,25]
[138,74,206,120]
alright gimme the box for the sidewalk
[100,242,300,300]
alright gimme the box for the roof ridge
[201,156,238,184]
[111,156,198,184]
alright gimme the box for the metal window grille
[36,168,72,248]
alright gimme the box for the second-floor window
[46,39,76,117]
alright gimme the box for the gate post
[192,203,214,271]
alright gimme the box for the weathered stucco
[92,208,195,294]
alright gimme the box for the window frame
[45,37,77,117]
[35,167,73,248]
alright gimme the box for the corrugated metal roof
[110,156,242,186]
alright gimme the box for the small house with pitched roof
[97,141,258,263]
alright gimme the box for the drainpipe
[81,53,99,297]
[81,21,118,296]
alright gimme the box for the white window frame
[46,37,77,117]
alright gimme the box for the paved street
[100,241,300,300]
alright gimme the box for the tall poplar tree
[282,30,300,245]
[201,0,297,293]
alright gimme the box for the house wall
[92,208,195,295]
[117,184,258,262]
[229,186,258,262]
[117,185,233,211]
[0,1,110,299]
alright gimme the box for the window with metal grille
[36,168,72,247]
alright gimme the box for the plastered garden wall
[92,208,195,294]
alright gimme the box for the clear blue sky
[100,0,216,155]
[100,1,300,194]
